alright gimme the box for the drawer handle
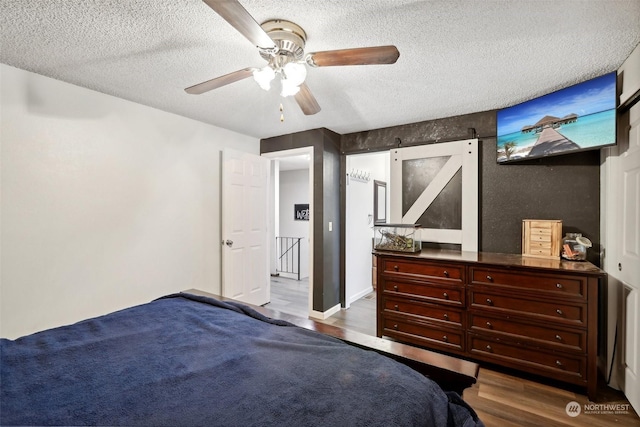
[443,313,449,320]
[486,275,493,282]
[443,292,449,299]
[556,309,564,316]
[486,298,493,306]
[393,324,398,330]
[556,283,564,289]
[393,285,399,291]
[556,360,563,367]
[393,265,399,271]
[442,335,448,342]
[443,270,449,277]
[555,334,562,341]
[394,304,399,311]
[486,345,492,352]
[486,321,493,328]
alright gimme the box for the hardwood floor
[265,275,376,336]
[265,277,640,427]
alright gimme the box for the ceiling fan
[185,0,400,116]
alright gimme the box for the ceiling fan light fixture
[282,61,307,87]
[188,3,398,117]
[253,66,275,90]
[280,78,301,97]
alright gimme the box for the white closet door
[620,103,640,414]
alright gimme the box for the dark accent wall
[322,137,342,311]
[341,111,493,153]
[341,110,601,266]
[261,128,342,312]
[262,110,601,311]
[480,139,600,264]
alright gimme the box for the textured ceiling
[1,0,639,139]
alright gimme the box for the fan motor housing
[260,20,306,61]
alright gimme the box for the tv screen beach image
[497,72,616,163]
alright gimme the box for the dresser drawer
[469,314,585,352]
[527,241,553,258]
[471,268,585,299]
[383,280,464,306]
[375,250,603,400]
[469,335,586,382]
[470,290,586,326]
[384,297,463,327]
[383,316,464,351]
[382,259,463,283]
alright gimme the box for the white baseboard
[348,287,374,306]
[309,303,341,320]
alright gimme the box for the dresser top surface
[374,248,605,276]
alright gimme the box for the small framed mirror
[373,180,387,224]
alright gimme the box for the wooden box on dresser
[375,248,606,400]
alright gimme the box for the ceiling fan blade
[294,83,321,115]
[202,0,277,50]
[306,45,399,67]
[185,67,255,94]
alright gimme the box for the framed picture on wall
[373,180,386,224]
[294,204,309,221]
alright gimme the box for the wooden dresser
[375,249,605,400]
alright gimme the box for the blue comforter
[1,293,483,426]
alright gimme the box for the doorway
[345,151,389,308]
[262,147,314,317]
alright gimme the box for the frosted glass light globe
[253,66,275,90]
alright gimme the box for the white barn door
[390,139,478,251]
[221,149,270,306]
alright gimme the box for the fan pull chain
[280,103,284,122]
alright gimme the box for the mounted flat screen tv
[496,72,616,163]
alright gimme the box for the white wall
[619,42,640,107]
[278,169,310,279]
[0,65,259,339]
[345,152,389,306]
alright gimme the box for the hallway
[264,275,376,336]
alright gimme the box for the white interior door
[222,149,270,306]
[620,103,640,414]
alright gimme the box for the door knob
[224,240,233,247]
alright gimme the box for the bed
[1,292,484,426]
